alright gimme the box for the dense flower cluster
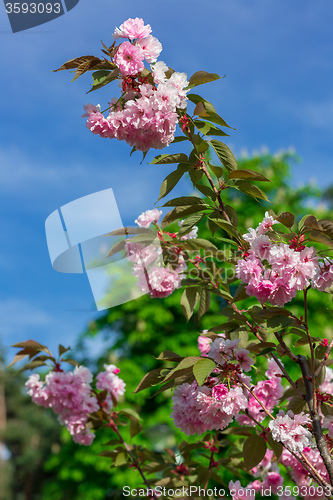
[171,381,247,435]
[281,448,329,500]
[26,364,125,445]
[269,410,312,453]
[126,209,187,298]
[249,449,284,495]
[236,212,333,306]
[236,359,284,426]
[83,18,189,152]
[209,337,253,372]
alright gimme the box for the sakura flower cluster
[25,364,125,446]
[269,410,312,453]
[248,449,283,495]
[236,212,333,306]
[83,18,189,152]
[236,359,284,427]
[171,381,247,435]
[281,448,329,500]
[126,209,186,298]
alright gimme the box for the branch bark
[298,354,333,485]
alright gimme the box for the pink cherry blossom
[114,42,145,76]
[152,61,168,84]
[269,410,312,453]
[136,36,162,63]
[113,18,152,40]
[135,209,162,228]
[229,481,255,500]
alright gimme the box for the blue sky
[1,0,333,360]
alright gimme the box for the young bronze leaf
[106,239,126,258]
[309,230,333,249]
[269,211,295,228]
[243,435,267,470]
[7,353,28,368]
[53,55,103,72]
[287,396,307,414]
[188,71,221,87]
[134,368,164,393]
[267,435,283,459]
[156,351,183,361]
[318,219,333,239]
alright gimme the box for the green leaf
[162,205,206,227]
[188,94,235,129]
[209,139,237,172]
[188,71,221,87]
[87,69,119,93]
[178,213,205,237]
[115,452,127,467]
[243,435,267,470]
[181,287,201,321]
[156,169,185,203]
[208,217,240,239]
[193,120,229,137]
[184,238,218,251]
[315,344,327,360]
[232,283,249,303]
[130,419,142,438]
[151,153,189,165]
[119,408,142,422]
[228,169,270,182]
[172,136,188,143]
[193,358,216,386]
[234,180,269,201]
[163,356,201,382]
[195,184,217,201]
[163,196,207,207]
[209,163,224,178]
[198,289,211,319]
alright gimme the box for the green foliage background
[3,152,333,499]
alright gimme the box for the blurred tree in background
[3,151,333,499]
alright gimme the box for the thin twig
[111,422,158,499]
[298,354,333,486]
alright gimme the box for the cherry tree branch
[297,355,333,486]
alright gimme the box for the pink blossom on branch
[113,17,152,40]
[113,42,145,76]
[135,209,162,228]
